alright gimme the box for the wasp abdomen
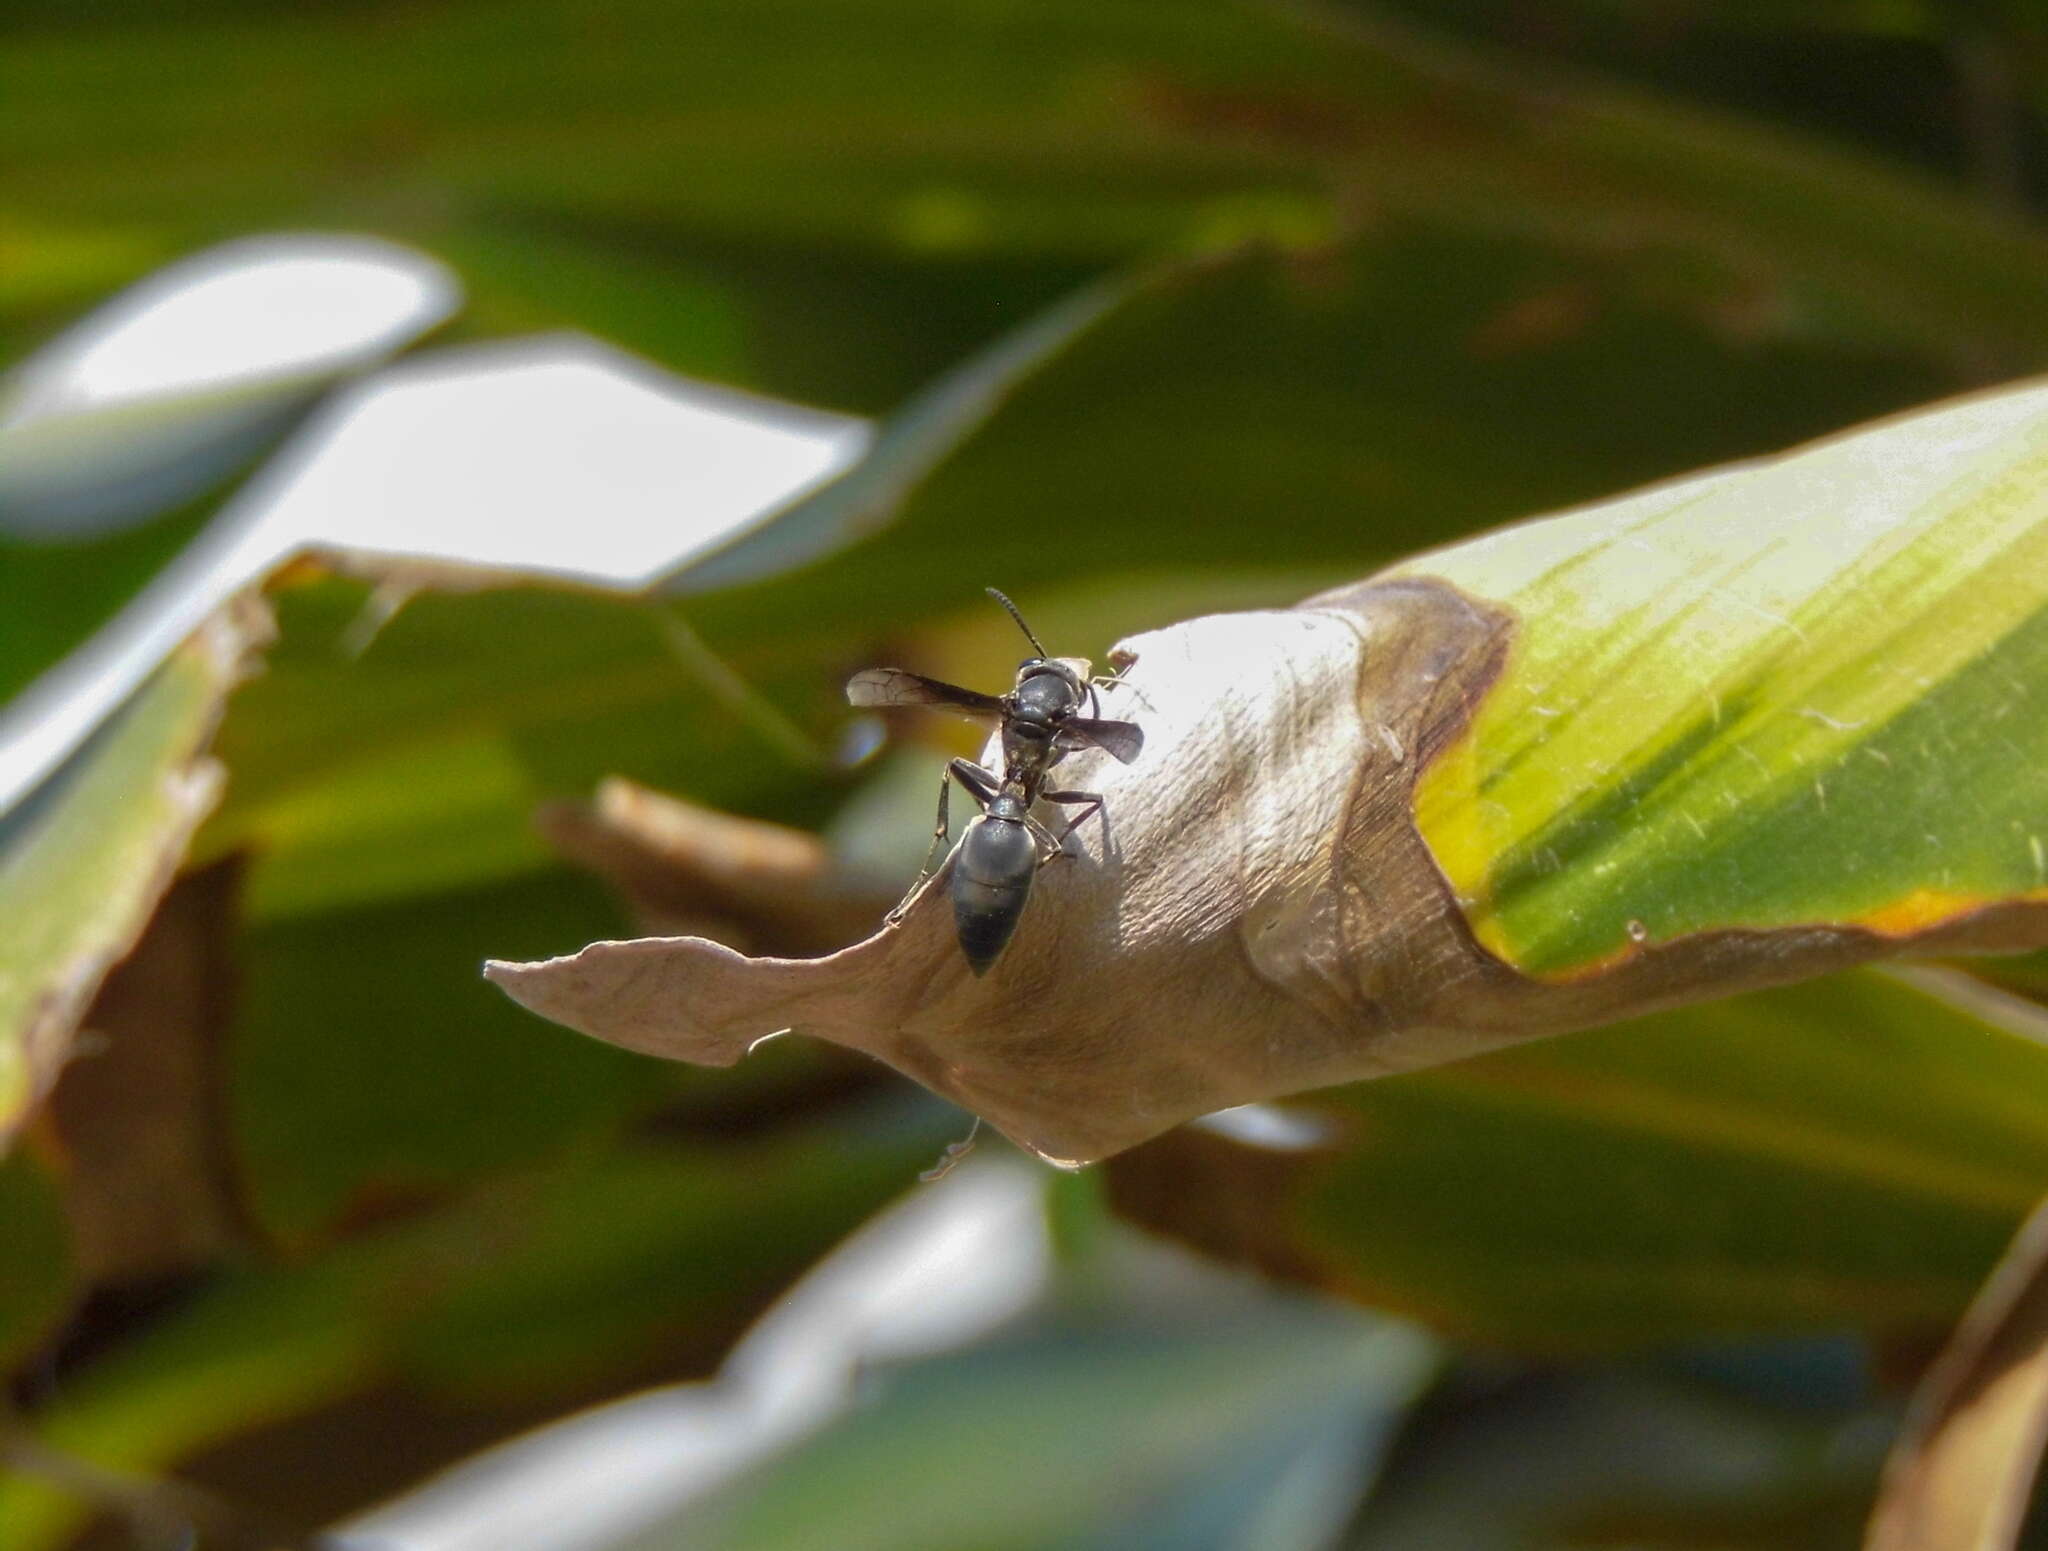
[952,816,1038,975]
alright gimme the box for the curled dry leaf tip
[488,578,1774,1164]
[494,585,1482,1165]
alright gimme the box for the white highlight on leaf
[0,336,870,816]
[28,245,441,413]
[1195,1104,1336,1151]
[231,336,869,588]
[0,235,459,536]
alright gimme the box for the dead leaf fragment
[43,858,249,1284]
[491,581,1514,1164]
[1867,1193,2048,1551]
[536,777,889,953]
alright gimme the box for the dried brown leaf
[535,778,890,953]
[42,858,250,1284]
[1867,1194,2048,1550]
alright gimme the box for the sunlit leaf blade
[634,1309,1435,1551]
[0,325,878,872]
[0,603,264,1141]
[1406,378,2048,977]
[229,335,869,592]
[1109,971,2048,1349]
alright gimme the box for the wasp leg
[1022,812,1066,863]
[886,770,951,924]
[949,758,1003,807]
[887,760,1001,923]
[918,1116,983,1183]
[1088,662,1151,713]
[1037,787,1105,859]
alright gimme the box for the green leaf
[0,604,263,1141]
[1404,376,2048,976]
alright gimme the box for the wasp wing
[846,667,1004,720]
[1059,716,1144,764]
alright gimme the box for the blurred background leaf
[1110,970,2048,1348]
[646,1306,1435,1551]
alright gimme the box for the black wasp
[847,589,1143,975]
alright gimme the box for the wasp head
[1006,659,1085,739]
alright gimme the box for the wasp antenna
[986,587,1049,658]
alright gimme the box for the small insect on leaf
[849,590,1141,977]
